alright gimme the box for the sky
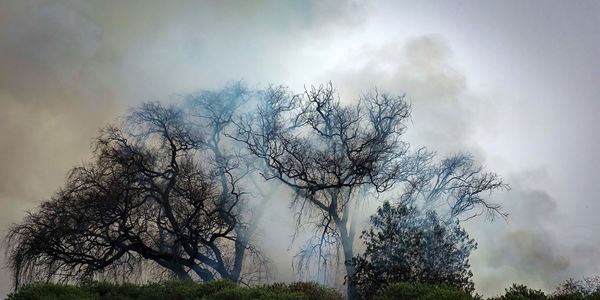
[1,0,599,298]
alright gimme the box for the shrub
[374,282,474,300]
[488,284,547,300]
[264,282,343,300]
[552,277,600,300]
[6,280,343,300]
[551,290,600,300]
[351,202,477,299]
[81,282,147,300]
[6,283,95,300]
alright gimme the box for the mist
[2,1,600,298]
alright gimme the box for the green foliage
[265,282,344,300]
[551,291,600,300]
[551,277,600,300]
[6,283,96,300]
[7,280,342,300]
[486,282,600,300]
[371,282,600,300]
[488,284,547,300]
[10,280,600,300]
[374,282,474,300]
[352,202,477,299]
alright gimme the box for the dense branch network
[5,82,508,300]
[6,100,264,288]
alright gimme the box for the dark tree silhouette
[234,83,430,299]
[185,83,253,281]
[4,82,508,299]
[5,101,263,287]
[399,153,509,221]
[234,83,508,299]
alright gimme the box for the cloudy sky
[1,0,599,297]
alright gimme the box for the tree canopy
[5,83,508,300]
[6,99,263,287]
[351,201,477,299]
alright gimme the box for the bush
[374,282,474,300]
[352,202,477,299]
[551,291,600,300]
[265,282,343,300]
[7,280,343,300]
[488,284,547,300]
[6,283,96,300]
[82,282,147,300]
[552,277,600,300]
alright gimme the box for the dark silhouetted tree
[5,82,508,299]
[399,153,508,222]
[234,84,506,299]
[5,101,263,288]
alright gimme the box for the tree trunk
[338,220,357,300]
[172,265,192,281]
[191,264,215,282]
[230,235,247,281]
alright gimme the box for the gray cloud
[323,35,496,162]
[1,1,599,298]
[0,1,365,297]
[321,35,600,296]
[468,170,600,296]
[469,174,569,295]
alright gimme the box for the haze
[1,1,599,298]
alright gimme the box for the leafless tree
[399,153,509,222]
[233,83,509,299]
[233,83,431,299]
[4,82,508,299]
[349,152,508,300]
[5,102,264,288]
[184,82,273,283]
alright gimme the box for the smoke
[470,170,600,296]
[1,1,599,298]
[0,2,120,234]
[0,1,367,297]
[0,3,122,296]
[322,35,495,156]
[469,171,570,295]
[319,35,600,296]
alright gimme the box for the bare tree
[4,82,508,299]
[399,153,509,222]
[5,102,263,288]
[350,139,508,300]
[234,83,430,299]
[184,82,272,283]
